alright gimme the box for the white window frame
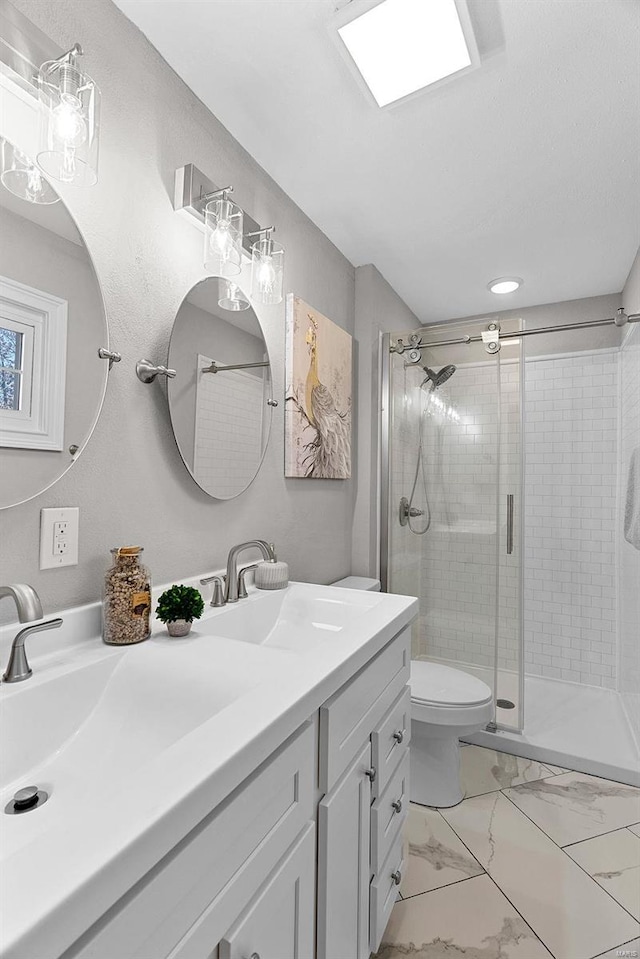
[0,275,67,450]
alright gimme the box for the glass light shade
[218,281,251,312]
[0,139,59,204]
[251,235,284,305]
[204,196,243,276]
[37,58,100,186]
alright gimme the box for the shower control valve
[399,497,424,527]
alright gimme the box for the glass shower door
[382,320,523,731]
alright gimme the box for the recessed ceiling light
[488,277,523,295]
[337,0,473,108]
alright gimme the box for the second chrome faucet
[201,541,274,607]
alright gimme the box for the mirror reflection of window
[0,137,108,509]
[0,325,23,411]
[0,275,67,450]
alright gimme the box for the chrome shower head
[422,365,456,389]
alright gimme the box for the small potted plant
[155,585,205,637]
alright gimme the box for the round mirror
[167,277,273,500]
[0,138,108,509]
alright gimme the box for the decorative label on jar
[131,591,150,618]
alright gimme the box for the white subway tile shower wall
[524,350,619,688]
[619,326,640,740]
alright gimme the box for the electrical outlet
[40,508,79,569]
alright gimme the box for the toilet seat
[411,661,493,727]
[411,661,492,706]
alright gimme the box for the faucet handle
[2,617,63,684]
[238,565,259,599]
[200,574,226,607]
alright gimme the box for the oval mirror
[167,277,273,500]
[0,138,109,509]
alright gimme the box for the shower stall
[380,311,640,786]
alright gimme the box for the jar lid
[111,546,143,556]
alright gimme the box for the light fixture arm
[246,226,276,254]
[56,43,83,65]
[245,226,275,238]
[201,185,234,205]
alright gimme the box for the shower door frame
[378,329,526,734]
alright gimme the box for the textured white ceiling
[113,0,640,322]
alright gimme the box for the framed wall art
[285,294,352,479]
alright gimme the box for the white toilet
[410,661,493,807]
[330,577,494,809]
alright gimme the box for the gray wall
[351,264,419,578]
[0,0,356,622]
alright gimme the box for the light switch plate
[40,507,79,569]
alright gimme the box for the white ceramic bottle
[254,544,289,590]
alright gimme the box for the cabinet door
[219,824,315,959]
[317,741,372,959]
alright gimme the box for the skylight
[338,0,473,107]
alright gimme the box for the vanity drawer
[319,626,411,793]
[67,722,316,959]
[370,750,409,875]
[372,685,411,799]
[370,832,405,955]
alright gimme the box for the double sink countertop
[0,579,417,959]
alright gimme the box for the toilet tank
[330,576,381,592]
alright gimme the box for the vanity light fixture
[0,139,59,204]
[249,228,285,306]
[37,44,100,186]
[174,164,286,306]
[488,277,523,295]
[204,187,244,277]
[218,281,251,312]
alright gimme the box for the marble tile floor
[375,744,640,959]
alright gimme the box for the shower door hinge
[482,323,501,354]
[485,721,498,733]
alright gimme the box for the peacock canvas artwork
[285,295,352,479]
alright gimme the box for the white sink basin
[0,634,292,857]
[201,582,384,649]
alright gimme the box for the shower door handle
[506,494,514,555]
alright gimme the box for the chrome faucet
[1,584,63,683]
[225,541,273,604]
[0,584,44,623]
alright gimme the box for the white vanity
[0,581,417,959]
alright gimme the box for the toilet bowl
[329,577,494,808]
[410,661,493,807]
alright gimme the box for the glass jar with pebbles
[103,547,151,645]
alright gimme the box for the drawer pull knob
[392,798,403,814]
[391,869,402,885]
[365,767,377,783]
[393,729,404,744]
[248,953,261,959]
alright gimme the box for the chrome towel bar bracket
[136,359,177,384]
